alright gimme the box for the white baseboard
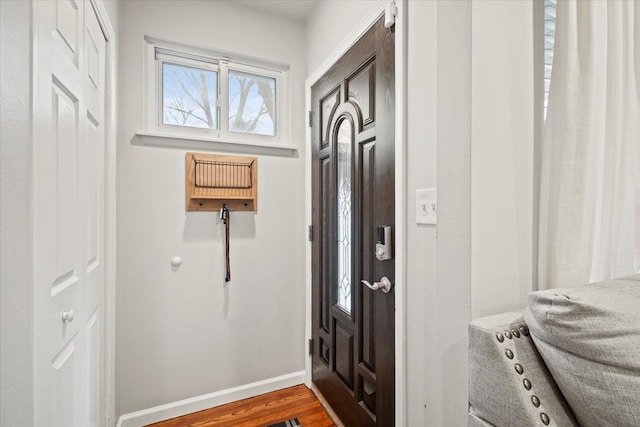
[116,371,305,427]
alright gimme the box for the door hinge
[308,225,314,242]
[308,110,314,127]
[308,338,314,356]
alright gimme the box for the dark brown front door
[311,17,395,427]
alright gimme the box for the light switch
[416,188,437,225]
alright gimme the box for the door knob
[361,277,393,293]
[61,309,75,323]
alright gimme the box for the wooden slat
[147,385,335,427]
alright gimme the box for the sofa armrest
[469,312,577,427]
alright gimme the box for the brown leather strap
[223,207,230,282]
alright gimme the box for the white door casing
[33,1,107,426]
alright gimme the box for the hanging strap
[221,205,231,282]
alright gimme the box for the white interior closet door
[33,1,107,425]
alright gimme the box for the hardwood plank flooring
[147,385,336,427]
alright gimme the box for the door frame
[31,0,117,425]
[304,1,407,425]
[88,3,118,424]
[95,0,117,424]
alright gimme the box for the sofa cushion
[525,274,640,427]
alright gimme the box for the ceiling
[232,0,319,22]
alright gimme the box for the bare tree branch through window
[163,63,217,129]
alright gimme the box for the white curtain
[539,0,640,289]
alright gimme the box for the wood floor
[147,385,336,427]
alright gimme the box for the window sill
[134,130,298,154]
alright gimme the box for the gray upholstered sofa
[468,274,640,427]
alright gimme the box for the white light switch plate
[416,188,437,225]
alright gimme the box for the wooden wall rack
[185,152,258,212]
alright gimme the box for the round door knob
[61,309,75,322]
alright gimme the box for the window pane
[336,119,352,314]
[228,70,276,136]
[163,62,218,129]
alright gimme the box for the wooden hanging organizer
[185,152,258,211]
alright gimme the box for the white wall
[0,2,33,426]
[434,2,473,425]
[406,1,439,425]
[305,0,381,74]
[431,0,535,421]
[116,0,307,417]
[470,0,534,319]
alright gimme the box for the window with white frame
[145,38,290,147]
